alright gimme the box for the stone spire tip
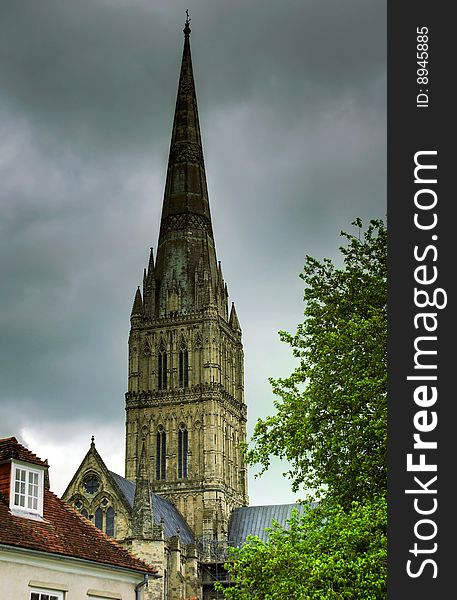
[184,9,191,36]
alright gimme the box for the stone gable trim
[62,445,133,517]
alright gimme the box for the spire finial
[91,435,95,447]
[184,9,191,36]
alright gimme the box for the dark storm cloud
[0,1,172,154]
[0,0,384,151]
[0,0,385,502]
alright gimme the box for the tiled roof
[0,437,48,468]
[110,471,194,545]
[228,502,316,547]
[0,439,156,575]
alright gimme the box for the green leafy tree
[245,218,387,506]
[216,496,387,600]
[217,219,387,599]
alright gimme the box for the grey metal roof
[109,471,194,545]
[228,503,314,547]
[110,471,136,505]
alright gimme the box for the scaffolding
[196,539,236,600]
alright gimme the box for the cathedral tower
[125,17,248,542]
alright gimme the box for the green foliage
[245,219,387,506]
[216,496,387,600]
[217,219,387,599]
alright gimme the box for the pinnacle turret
[147,247,155,277]
[131,442,154,539]
[131,287,143,318]
[229,302,241,332]
[142,248,156,317]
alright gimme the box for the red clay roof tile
[0,437,48,467]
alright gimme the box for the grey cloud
[0,0,385,503]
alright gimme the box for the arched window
[194,333,203,385]
[158,347,168,390]
[81,508,88,519]
[178,424,188,479]
[106,507,115,537]
[156,427,166,480]
[179,348,189,388]
[95,507,103,530]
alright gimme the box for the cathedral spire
[158,13,213,243]
[125,21,248,540]
[153,17,219,316]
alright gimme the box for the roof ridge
[0,437,48,467]
[236,502,305,509]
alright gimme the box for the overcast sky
[0,0,386,505]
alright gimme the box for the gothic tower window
[95,507,103,530]
[158,345,168,390]
[194,333,203,385]
[106,506,115,537]
[178,423,188,479]
[89,504,115,536]
[156,426,166,480]
[179,347,189,388]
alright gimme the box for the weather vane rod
[184,8,191,35]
